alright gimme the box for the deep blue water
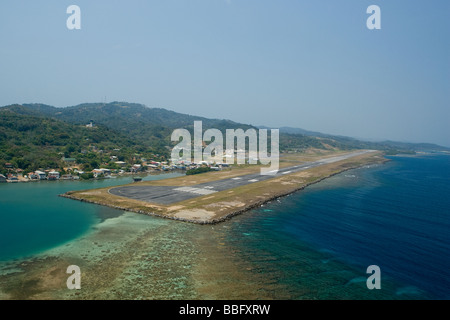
[226,154,450,299]
[1,155,449,299]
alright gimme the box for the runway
[108,150,374,205]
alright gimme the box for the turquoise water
[1,155,449,299]
[224,154,450,299]
[0,172,182,262]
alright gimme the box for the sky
[0,0,449,147]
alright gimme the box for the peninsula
[61,150,387,224]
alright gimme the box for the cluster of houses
[1,163,22,183]
[0,158,232,183]
[26,170,80,181]
[170,160,231,172]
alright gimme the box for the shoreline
[1,170,180,184]
[60,152,389,225]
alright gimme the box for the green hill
[0,107,154,173]
[1,101,448,174]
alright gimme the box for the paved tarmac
[108,150,374,205]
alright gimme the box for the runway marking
[282,171,292,175]
[232,177,242,180]
[248,179,258,182]
[173,187,217,195]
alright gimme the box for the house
[7,174,19,182]
[62,157,76,163]
[4,163,13,169]
[131,164,142,173]
[48,171,60,180]
[29,173,38,180]
[35,171,47,180]
[0,174,6,183]
[99,168,111,176]
[92,169,103,177]
[114,161,127,167]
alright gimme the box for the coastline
[0,152,409,301]
[60,151,388,225]
[6,151,442,300]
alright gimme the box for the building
[92,168,111,177]
[92,169,103,177]
[35,171,47,180]
[99,168,111,176]
[131,164,142,173]
[0,174,6,183]
[48,171,60,180]
[62,157,76,163]
[7,174,18,182]
[114,161,127,167]
[29,173,38,180]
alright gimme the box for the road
[108,150,375,205]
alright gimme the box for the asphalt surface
[108,150,375,205]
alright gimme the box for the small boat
[133,177,143,182]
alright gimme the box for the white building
[48,171,60,180]
[35,171,47,180]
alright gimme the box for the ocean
[0,154,449,299]
[224,153,450,299]
[0,172,183,262]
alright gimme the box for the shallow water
[0,172,182,262]
[0,155,448,299]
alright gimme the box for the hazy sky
[1,0,449,146]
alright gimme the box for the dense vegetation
[186,166,212,175]
[0,105,167,175]
[1,101,447,175]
